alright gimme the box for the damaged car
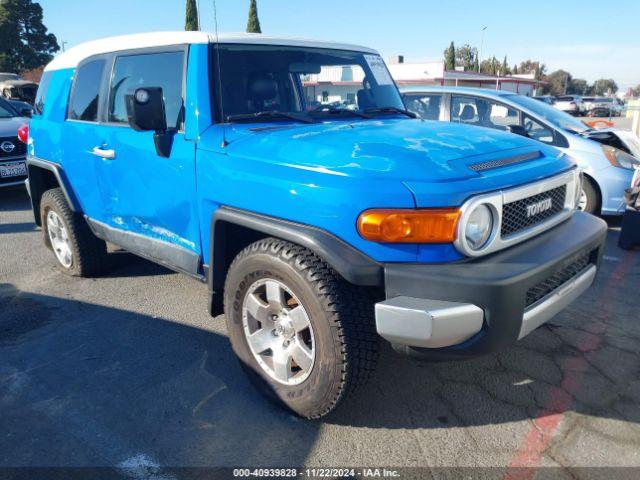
[0,73,38,104]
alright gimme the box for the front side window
[403,93,442,120]
[214,45,405,123]
[108,51,185,129]
[451,96,519,130]
[523,114,555,144]
[68,60,105,122]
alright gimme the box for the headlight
[465,204,494,250]
[602,145,640,170]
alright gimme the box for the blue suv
[25,32,607,418]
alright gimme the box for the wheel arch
[207,206,383,316]
[582,172,602,214]
[27,158,82,226]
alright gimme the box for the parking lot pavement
[1,186,640,478]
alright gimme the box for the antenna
[213,0,228,148]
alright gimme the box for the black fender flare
[27,157,82,224]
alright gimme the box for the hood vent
[469,151,542,172]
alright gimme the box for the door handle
[92,146,116,160]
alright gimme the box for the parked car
[26,32,606,418]
[0,96,29,189]
[589,97,623,117]
[0,73,38,104]
[533,95,555,105]
[554,95,586,116]
[401,87,638,214]
[583,96,596,113]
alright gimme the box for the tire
[40,188,108,276]
[579,178,600,215]
[223,238,379,419]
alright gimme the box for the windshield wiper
[364,107,417,119]
[226,110,315,124]
[309,106,372,119]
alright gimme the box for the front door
[93,48,201,274]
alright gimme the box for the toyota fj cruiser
[25,32,606,418]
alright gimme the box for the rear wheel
[40,188,108,276]
[224,238,379,419]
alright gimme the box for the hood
[0,116,29,137]
[222,118,551,183]
[582,128,640,158]
[0,79,37,88]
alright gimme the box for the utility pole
[479,26,487,72]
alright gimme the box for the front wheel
[578,179,600,215]
[224,238,379,419]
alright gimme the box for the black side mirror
[20,107,32,118]
[508,125,529,138]
[125,87,174,158]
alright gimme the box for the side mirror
[125,87,174,158]
[508,125,530,137]
[20,107,32,118]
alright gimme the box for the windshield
[508,94,590,133]
[215,45,405,122]
[595,97,612,103]
[0,101,16,118]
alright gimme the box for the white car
[554,95,586,116]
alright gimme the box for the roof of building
[399,86,518,97]
[45,31,378,72]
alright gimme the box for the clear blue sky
[40,0,639,90]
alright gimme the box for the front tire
[40,188,108,276]
[578,178,600,215]
[224,238,379,419]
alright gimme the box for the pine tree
[499,55,509,76]
[246,0,262,33]
[0,0,59,72]
[185,0,199,31]
[444,42,455,71]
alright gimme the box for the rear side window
[33,71,53,116]
[108,51,185,129]
[68,59,106,122]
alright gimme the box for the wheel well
[209,221,269,315]
[27,165,61,226]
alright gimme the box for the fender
[27,156,82,224]
[208,206,383,315]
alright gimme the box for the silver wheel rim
[578,189,588,211]
[242,278,315,386]
[46,210,73,268]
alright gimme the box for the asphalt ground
[1,186,639,480]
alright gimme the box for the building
[302,57,543,106]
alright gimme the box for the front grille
[525,254,591,307]
[502,185,567,237]
[0,136,26,159]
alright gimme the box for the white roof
[44,31,378,72]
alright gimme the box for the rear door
[93,47,201,274]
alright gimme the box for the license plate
[0,162,27,178]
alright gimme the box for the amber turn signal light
[357,209,461,243]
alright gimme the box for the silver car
[0,97,29,189]
[401,87,638,215]
[554,95,586,116]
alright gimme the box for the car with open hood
[25,32,606,418]
[0,73,38,104]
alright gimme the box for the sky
[38,0,639,90]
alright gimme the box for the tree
[473,55,479,72]
[592,78,618,96]
[543,70,572,96]
[517,59,546,80]
[499,55,509,76]
[246,0,262,34]
[185,0,199,31]
[0,0,59,72]
[443,41,455,71]
[512,65,518,75]
[567,78,589,95]
[454,44,477,71]
[632,84,640,98]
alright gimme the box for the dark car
[0,97,29,189]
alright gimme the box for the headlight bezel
[464,204,495,251]
[602,145,640,170]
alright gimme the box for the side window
[404,94,442,120]
[108,51,185,129]
[33,71,53,116]
[451,96,519,130]
[68,59,105,122]
[523,115,555,144]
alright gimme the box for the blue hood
[221,118,564,183]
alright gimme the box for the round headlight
[465,204,493,250]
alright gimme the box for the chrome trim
[519,264,597,339]
[455,169,580,257]
[375,296,484,348]
[0,156,27,163]
[0,179,27,188]
[91,147,116,160]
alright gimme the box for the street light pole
[479,26,487,72]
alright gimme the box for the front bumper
[375,211,607,360]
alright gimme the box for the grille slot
[502,185,566,237]
[0,136,26,159]
[469,151,542,172]
[525,254,591,308]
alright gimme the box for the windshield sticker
[364,55,394,86]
